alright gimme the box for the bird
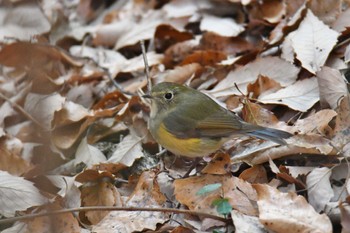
[144,82,292,158]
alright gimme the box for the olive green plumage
[146,82,292,157]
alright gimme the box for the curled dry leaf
[231,210,267,233]
[24,93,66,130]
[332,8,350,32]
[201,152,231,175]
[239,165,268,184]
[174,174,258,216]
[93,171,168,232]
[247,75,282,99]
[80,181,122,225]
[200,32,254,56]
[0,138,31,176]
[0,1,50,40]
[74,137,106,168]
[306,167,333,213]
[154,24,194,52]
[287,9,339,74]
[254,184,332,233]
[307,0,341,25]
[0,171,47,217]
[200,14,244,37]
[258,77,320,112]
[241,101,279,126]
[316,66,348,109]
[108,134,143,167]
[210,56,299,97]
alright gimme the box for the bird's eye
[164,92,173,100]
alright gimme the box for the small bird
[144,82,292,158]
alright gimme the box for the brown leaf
[239,165,268,184]
[247,75,282,98]
[80,181,122,225]
[180,50,227,67]
[0,138,31,175]
[241,100,279,126]
[154,24,194,52]
[92,171,168,232]
[174,174,258,216]
[254,184,332,233]
[200,32,254,56]
[202,152,231,175]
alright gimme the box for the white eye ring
[164,92,173,100]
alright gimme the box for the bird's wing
[163,101,247,139]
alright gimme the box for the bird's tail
[246,126,293,145]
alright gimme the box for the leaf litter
[0,0,349,232]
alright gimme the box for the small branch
[140,40,152,93]
[0,206,228,225]
[0,92,46,130]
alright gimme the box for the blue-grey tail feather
[246,127,292,145]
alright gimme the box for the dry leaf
[174,174,258,216]
[74,137,106,168]
[306,167,333,213]
[231,210,267,233]
[254,184,332,233]
[201,152,231,175]
[81,181,122,225]
[332,8,350,32]
[93,171,168,232]
[258,77,319,112]
[0,1,50,40]
[316,66,348,109]
[0,138,31,176]
[24,93,66,130]
[200,14,244,37]
[239,165,268,184]
[108,134,143,167]
[0,171,47,217]
[288,9,339,73]
[209,56,299,97]
[307,0,342,25]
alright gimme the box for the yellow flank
[156,123,223,157]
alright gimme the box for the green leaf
[196,183,222,196]
[212,198,232,215]
[213,230,225,233]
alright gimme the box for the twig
[0,92,46,130]
[0,206,228,225]
[140,40,152,93]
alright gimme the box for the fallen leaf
[247,75,282,98]
[306,167,333,213]
[154,24,194,52]
[289,9,339,73]
[332,8,350,32]
[201,152,231,175]
[24,93,66,130]
[254,184,332,233]
[0,138,31,176]
[316,66,348,109]
[174,174,258,216]
[0,2,50,40]
[200,14,244,37]
[108,134,143,167]
[258,77,320,112]
[0,171,47,217]
[231,210,267,233]
[307,0,342,25]
[81,181,122,224]
[209,56,299,97]
[74,137,107,168]
[239,165,268,184]
[92,171,168,232]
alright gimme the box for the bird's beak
[142,94,153,99]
